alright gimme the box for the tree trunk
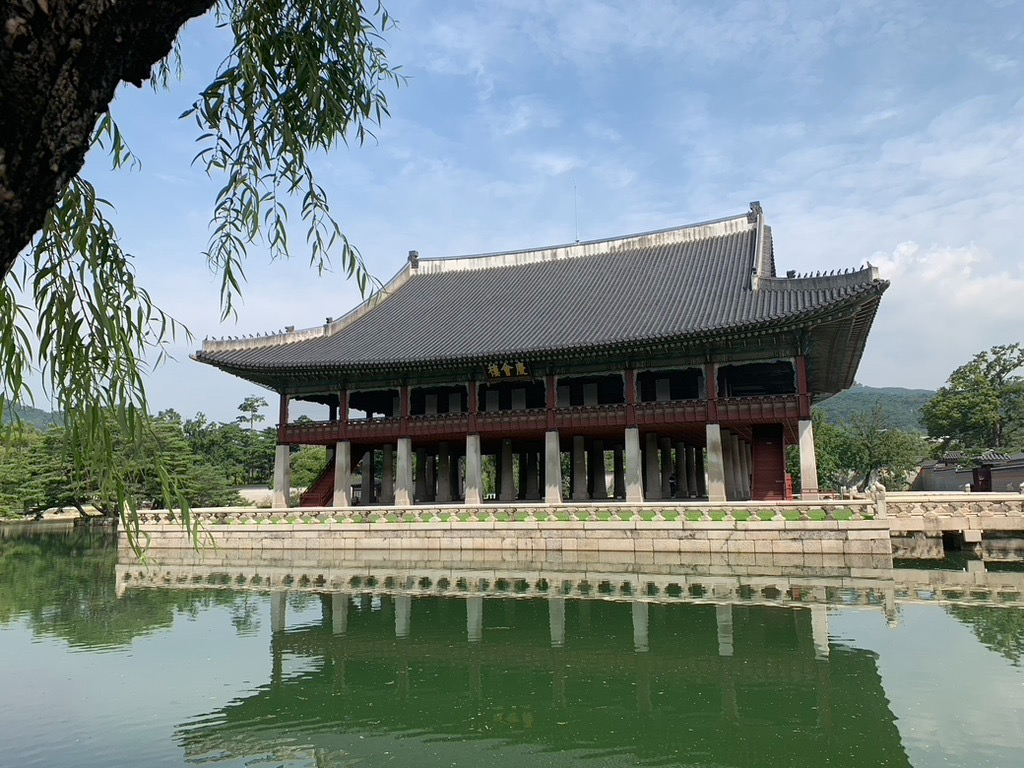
[0,0,215,276]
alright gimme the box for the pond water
[1,525,1023,768]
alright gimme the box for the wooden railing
[279,394,803,444]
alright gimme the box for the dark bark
[0,0,215,277]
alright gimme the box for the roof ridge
[414,208,757,276]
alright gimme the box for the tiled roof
[196,205,887,382]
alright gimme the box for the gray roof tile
[196,209,887,376]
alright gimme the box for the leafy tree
[236,395,268,430]
[839,405,927,489]
[291,445,331,491]
[921,343,1024,452]
[791,408,926,493]
[1,0,400,542]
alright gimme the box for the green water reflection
[2,525,1023,768]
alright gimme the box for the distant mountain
[3,403,59,430]
[817,384,934,433]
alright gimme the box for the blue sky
[71,0,1024,422]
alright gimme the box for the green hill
[817,384,934,433]
[3,404,59,430]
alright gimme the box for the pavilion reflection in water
[176,589,911,768]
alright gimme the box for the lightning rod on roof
[573,176,580,244]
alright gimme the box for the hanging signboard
[484,361,531,380]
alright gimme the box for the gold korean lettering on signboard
[485,361,531,379]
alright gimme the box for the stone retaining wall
[132,518,891,559]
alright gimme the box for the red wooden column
[339,389,349,440]
[467,381,479,433]
[703,362,718,422]
[400,385,411,433]
[624,368,636,427]
[546,374,558,430]
[277,393,290,440]
[795,355,811,419]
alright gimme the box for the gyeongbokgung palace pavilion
[195,203,888,509]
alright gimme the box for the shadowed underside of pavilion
[195,203,888,509]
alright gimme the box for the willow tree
[0,0,400,543]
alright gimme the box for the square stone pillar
[395,437,413,506]
[716,604,734,657]
[644,432,661,500]
[525,450,540,499]
[589,440,608,499]
[360,449,375,505]
[414,447,427,502]
[613,446,626,499]
[544,431,563,504]
[810,604,829,659]
[436,442,452,503]
[674,442,688,498]
[686,445,699,498]
[740,441,752,500]
[464,434,483,505]
[798,418,819,498]
[332,441,352,507]
[571,435,588,501]
[451,452,463,501]
[272,444,291,508]
[499,438,516,501]
[659,436,673,498]
[624,427,644,503]
[425,454,437,502]
[379,443,395,504]
[705,424,727,502]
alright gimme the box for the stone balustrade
[884,492,1024,535]
[136,498,879,528]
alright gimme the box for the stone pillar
[464,435,483,505]
[728,433,743,501]
[549,596,565,648]
[632,601,650,653]
[645,432,661,500]
[716,604,734,656]
[613,447,626,499]
[685,445,698,498]
[395,594,412,639]
[436,442,452,503]
[516,451,528,500]
[414,447,427,502]
[451,452,463,501]
[741,441,752,500]
[705,424,727,502]
[425,454,436,501]
[659,437,673,498]
[380,443,395,504]
[499,439,515,501]
[798,418,819,498]
[360,449,375,505]
[695,448,706,497]
[395,438,413,506]
[332,441,352,507]
[272,444,291,508]
[544,431,563,504]
[624,428,644,503]
[571,435,588,501]
[467,595,483,643]
[331,593,348,635]
[674,442,688,498]
[525,450,540,500]
[810,605,829,659]
[590,440,608,499]
[270,590,287,633]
